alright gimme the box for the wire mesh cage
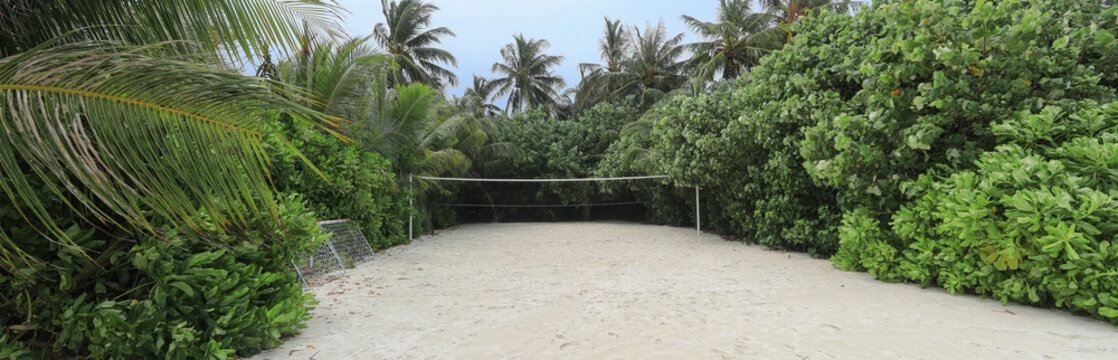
[319,219,376,266]
[291,219,375,287]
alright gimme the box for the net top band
[413,175,670,183]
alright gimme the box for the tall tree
[762,0,862,27]
[573,17,632,113]
[604,21,688,107]
[455,75,503,117]
[578,17,631,76]
[490,34,566,113]
[683,0,781,83]
[0,0,344,271]
[374,0,459,88]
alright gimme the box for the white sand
[253,222,1118,360]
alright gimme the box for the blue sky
[332,0,720,97]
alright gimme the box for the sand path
[253,222,1118,359]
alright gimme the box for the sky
[332,0,720,97]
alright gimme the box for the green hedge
[458,103,637,221]
[798,0,1117,218]
[1,193,323,358]
[265,118,412,250]
[834,103,1118,324]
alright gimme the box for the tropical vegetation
[4,0,1118,356]
[490,34,567,114]
[374,0,460,88]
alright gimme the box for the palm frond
[0,41,341,269]
[1,0,348,65]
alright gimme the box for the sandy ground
[253,222,1118,360]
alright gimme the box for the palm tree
[578,17,631,77]
[682,0,781,83]
[573,17,632,113]
[490,34,567,113]
[455,75,503,117]
[762,0,863,27]
[374,0,459,88]
[277,37,387,118]
[603,21,688,107]
[0,0,344,272]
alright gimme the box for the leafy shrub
[460,103,638,221]
[1,192,322,358]
[798,0,1118,218]
[648,52,843,255]
[595,117,695,227]
[265,118,411,249]
[834,103,1118,324]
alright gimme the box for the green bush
[1,192,322,358]
[461,103,638,220]
[643,87,751,235]
[648,52,843,255]
[798,0,1118,218]
[265,118,412,249]
[834,103,1118,324]
[595,120,695,227]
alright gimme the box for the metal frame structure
[291,219,376,287]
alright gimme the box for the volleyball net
[408,175,700,241]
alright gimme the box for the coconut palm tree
[578,17,631,77]
[762,0,863,27]
[682,0,782,83]
[374,0,459,88]
[275,39,495,185]
[573,17,632,113]
[490,34,566,113]
[602,21,688,107]
[455,75,503,117]
[0,0,345,271]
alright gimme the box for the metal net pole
[695,185,701,235]
[408,175,414,241]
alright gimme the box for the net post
[695,185,701,235]
[408,175,414,241]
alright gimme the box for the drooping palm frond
[0,0,347,64]
[0,41,341,270]
[276,36,390,121]
[346,82,440,160]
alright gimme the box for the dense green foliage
[1,192,322,358]
[0,0,351,357]
[265,118,411,250]
[647,72,841,255]
[455,102,639,221]
[798,0,1118,217]
[7,0,1118,356]
[639,0,1118,271]
[834,103,1118,324]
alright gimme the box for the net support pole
[408,175,414,241]
[695,185,701,235]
